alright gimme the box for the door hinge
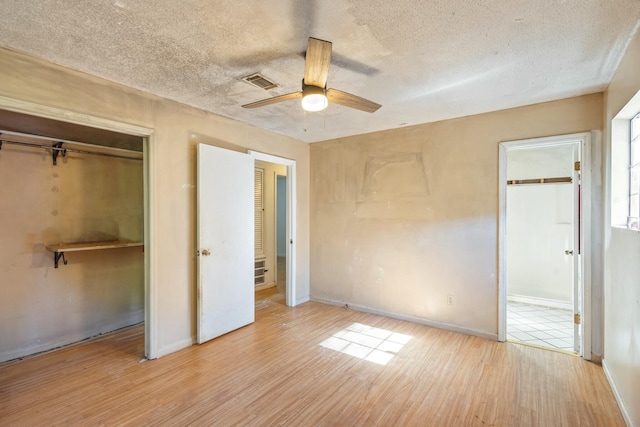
[574,313,581,325]
[574,161,581,171]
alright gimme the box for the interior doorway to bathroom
[498,133,592,358]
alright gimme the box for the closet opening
[0,108,149,363]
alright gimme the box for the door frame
[0,95,158,359]
[498,132,592,359]
[249,150,297,307]
[275,173,287,281]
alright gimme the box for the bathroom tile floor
[507,302,576,352]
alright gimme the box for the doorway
[498,133,592,359]
[250,150,297,307]
[195,146,297,343]
[253,161,288,310]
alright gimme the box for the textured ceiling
[0,1,639,143]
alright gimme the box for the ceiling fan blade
[304,37,332,88]
[242,91,303,109]
[326,88,381,113]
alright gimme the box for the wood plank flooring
[0,302,624,426]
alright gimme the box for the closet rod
[0,137,142,162]
[506,177,572,185]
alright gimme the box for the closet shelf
[45,240,143,268]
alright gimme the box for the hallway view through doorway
[255,256,286,311]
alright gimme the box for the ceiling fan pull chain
[303,109,307,133]
[323,106,327,130]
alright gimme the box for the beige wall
[310,93,602,339]
[603,27,640,426]
[0,47,310,358]
[0,142,144,362]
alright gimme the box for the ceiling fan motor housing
[302,81,326,95]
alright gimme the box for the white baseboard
[0,310,144,364]
[507,294,573,310]
[255,282,276,292]
[310,296,497,341]
[602,359,633,427]
[296,295,310,305]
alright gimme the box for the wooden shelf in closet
[45,240,143,268]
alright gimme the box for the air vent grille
[242,73,278,90]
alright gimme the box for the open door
[197,144,254,344]
[572,144,582,354]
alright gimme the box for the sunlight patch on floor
[319,323,412,365]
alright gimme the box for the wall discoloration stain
[359,152,429,202]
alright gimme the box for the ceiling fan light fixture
[301,93,328,112]
[301,84,328,112]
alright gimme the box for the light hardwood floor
[0,302,624,426]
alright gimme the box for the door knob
[565,250,573,255]
[201,249,211,256]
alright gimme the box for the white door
[197,143,254,344]
[572,144,582,353]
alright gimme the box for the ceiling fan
[242,37,381,113]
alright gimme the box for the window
[611,89,640,229]
[630,112,640,230]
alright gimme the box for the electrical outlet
[447,295,454,305]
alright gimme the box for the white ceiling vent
[242,73,278,90]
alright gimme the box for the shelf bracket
[54,251,67,268]
[52,142,66,166]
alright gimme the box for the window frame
[629,112,640,230]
